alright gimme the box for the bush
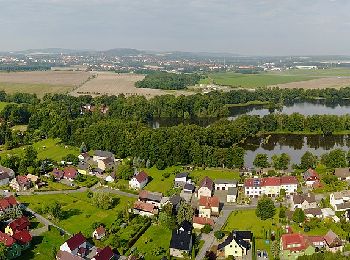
[201,224,212,234]
[214,231,225,240]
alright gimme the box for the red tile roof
[95,226,106,236]
[280,176,298,185]
[304,168,320,181]
[245,176,298,187]
[199,196,219,208]
[65,232,86,251]
[12,230,32,244]
[0,232,15,247]
[17,175,29,185]
[9,216,30,231]
[94,246,114,260]
[281,233,310,252]
[134,171,148,183]
[193,216,214,226]
[64,167,78,179]
[199,176,214,190]
[0,199,10,210]
[6,195,18,206]
[133,201,156,213]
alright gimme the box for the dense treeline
[135,72,201,90]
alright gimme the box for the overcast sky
[0,0,349,55]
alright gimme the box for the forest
[135,72,201,90]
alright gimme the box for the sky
[0,0,349,55]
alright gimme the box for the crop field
[202,68,350,89]
[0,71,91,97]
[70,72,191,98]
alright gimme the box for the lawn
[222,209,280,254]
[133,224,172,260]
[190,168,240,185]
[18,228,69,260]
[0,101,10,111]
[18,192,136,236]
[0,138,79,162]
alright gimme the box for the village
[0,148,349,260]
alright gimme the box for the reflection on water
[241,134,350,167]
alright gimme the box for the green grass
[0,101,10,111]
[133,224,172,260]
[18,228,69,260]
[18,192,136,236]
[190,168,240,185]
[0,138,79,161]
[0,82,74,98]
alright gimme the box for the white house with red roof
[197,176,214,198]
[129,171,148,189]
[198,196,219,218]
[92,246,114,260]
[303,168,320,188]
[133,201,158,217]
[193,216,214,230]
[245,176,298,198]
[92,226,106,240]
[280,233,315,259]
[63,167,79,181]
[59,232,87,257]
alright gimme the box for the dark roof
[0,172,9,180]
[0,165,14,176]
[214,179,237,185]
[65,232,86,251]
[12,230,32,244]
[304,208,322,216]
[292,193,316,204]
[170,221,192,251]
[94,150,114,158]
[169,195,182,206]
[78,162,89,170]
[217,231,252,251]
[139,190,162,202]
[134,171,148,183]
[228,187,238,195]
[334,168,350,178]
[9,216,30,231]
[94,246,114,260]
[199,176,214,190]
[175,172,189,179]
[235,231,253,241]
[183,183,195,192]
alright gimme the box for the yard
[132,224,172,260]
[0,138,79,162]
[18,192,136,236]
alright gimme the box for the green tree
[23,145,38,166]
[256,197,276,220]
[117,164,134,180]
[253,153,270,168]
[292,208,305,223]
[177,202,194,225]
[42,201,62,220]
[201,224,212,234]
[0,243,7,260]
[300,151,317,169]
[279,207,286,219]
[62,154,79,165]
[272,153,290,170]
[321,149,347,168]
[92,192,116,210]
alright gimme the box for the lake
[241,134,350,167]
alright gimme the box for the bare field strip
[0,71,91,85]
[269,77,350,89]
[0,82,74,97]
[70,72,191,98]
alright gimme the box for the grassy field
[0,101,10,111]
[18,228,69,260]
[133,224,172,260]
[0,138,79,161]
[18,192,136,236]
[201,68,350,88]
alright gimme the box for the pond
[241,134,350,168]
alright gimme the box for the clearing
[0,71,91,97]
[70,72,191,98]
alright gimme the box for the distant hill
[101,48,144,56]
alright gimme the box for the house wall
[224,239,245,258]
[60,243,72,253]
[198,187,212,198]
[170,248,189,258]
[264,185,280,196]
[227,194,236,203]
[215,183,236,191]
[199,207,211,218]
[193,223,205,230]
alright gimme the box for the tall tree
[177,202,194,225]
[253,153,270,168]
[292,208,305,223]
[256,197,276,220]
[300,151,317,169]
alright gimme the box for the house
[0,165,15,179]
[12,230,32,250]
[133,201,158,217]
[56,250,84,260]
[244,176,298,198]
[198,176,214,198]
[217,231,252,258]
[324,230,343,253]
[93,150,115,163]
[98,157,115,172]
[303,169,320,187]
[214,179,237,191]
[174,172,189,188]
[105,173,115,183]
[10,176,31,191]
[5,216,30,236]
[77,162,89,175]
[0,231,21,259]
[138,190,163,208]
[321,208,336,218]
[168,195,183,213]
[92,246,115,260]
[307,236,326,249]
[92,226,106,240]
[227,187,238,203]
[63,167,79,181]
[129,171,148,189]
[192,216,214,230]
[304,208,323,219]
[334,168,350,181]
[330,190,350,211]
[183,183,195,193]
[78,153,91,162]
[280,233,315,259]
[26,174,39,184]
[198,196,219,218]
[169,221,192,258]
[0,171,10,186]
[59,232,88,258]
[0,196,19,216]
[52,168,64,181]
[290,193,317,210]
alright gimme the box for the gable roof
[214,179,238,185]
[228,187,238,195]
[94,150,113,158]
[134,171,148,183]
[133,201,156,213]
[324,230,342,247]
[65,232,86,251]
[0,196,18,210]
[281,233,310,252]
[0,232,15,247]
[12,230,32,244]
[64,167,78,179]
[245,176,298,187]
[183,183,195,192]
[217,231,251,251]
[52,168,64,178]
[9,216,30,231]
[193,216,214,227]
[95,226,106,236]
[199,176,214,190]
[94,246,114,260]
[170,221,192,251]
[169,195,182,206]
[17,175,30,185]
[57,250,84,260]
[199,196,219,208]
[304,207,322,216]
[292,193,316,205]
[334,168,350,178]
[175,172,189,179]
[304,168,320,181]
[0,171,9,180]
[138,190,162,202]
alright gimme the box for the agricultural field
[0,138,79,161]
[70,72,191,98]
[201,68,350,89]
[133,224,172,260]
[0,71,91,97]
[18,192,136,236]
